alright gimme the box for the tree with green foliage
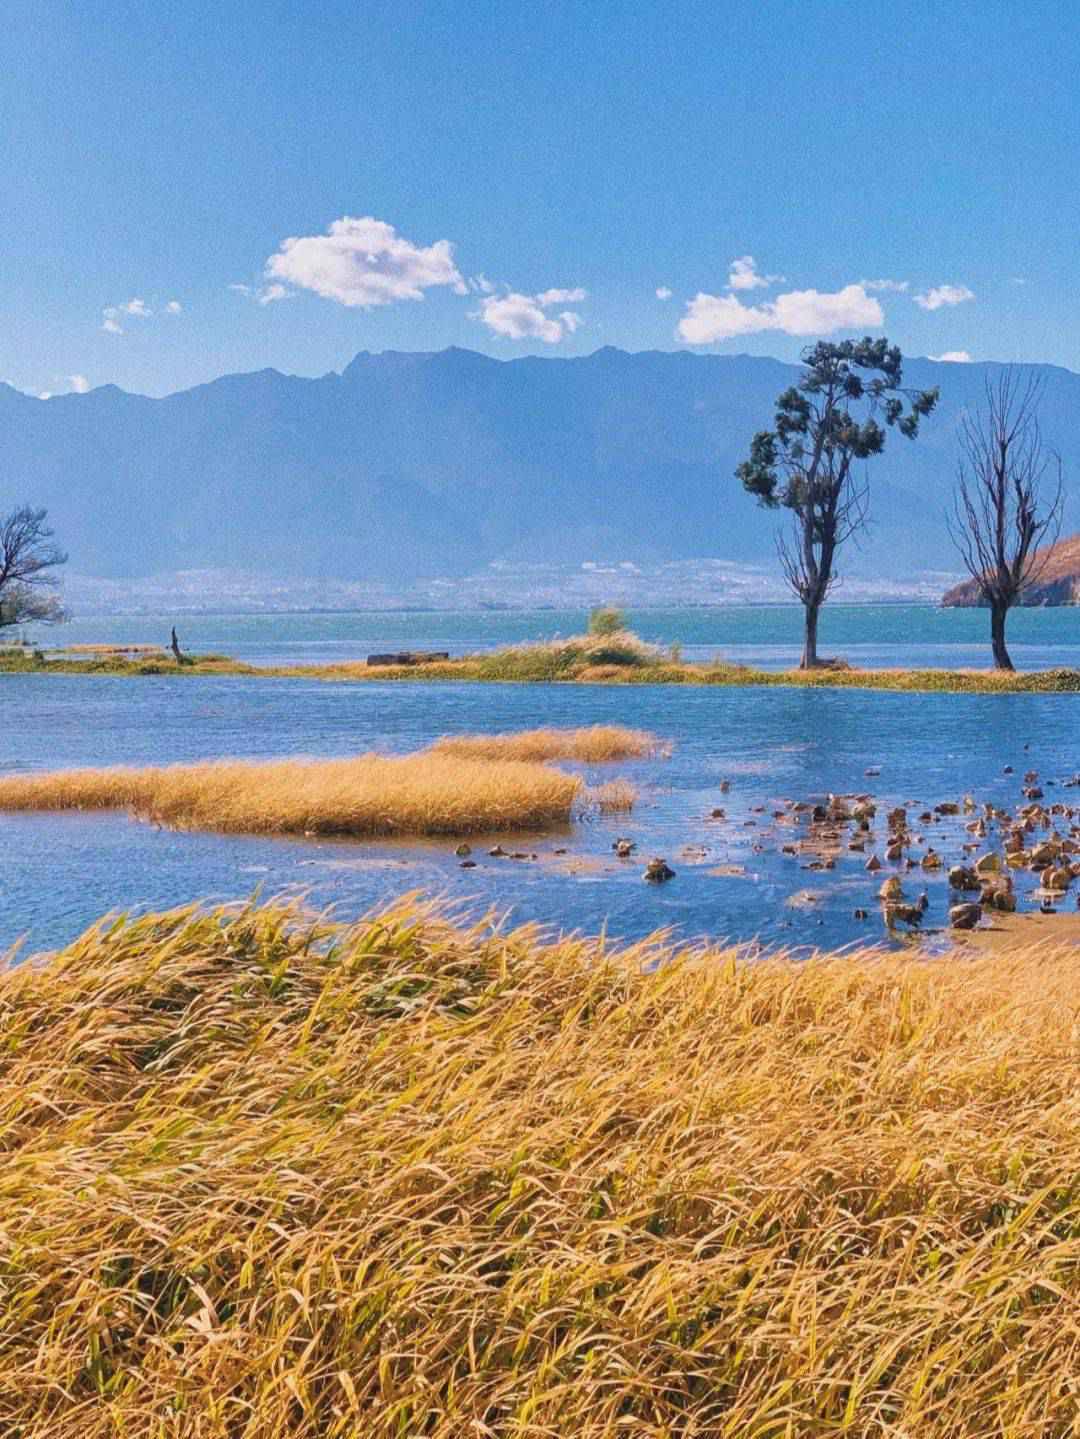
[0,505,68,632]
[587,605,626,637]
[736,338,938,668]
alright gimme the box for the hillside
[942,532,1080,606]
[2,347,1078,586]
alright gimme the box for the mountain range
[2,347,1078,589]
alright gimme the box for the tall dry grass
[0,751,583,837]
[430,723,661,763]
[0,895,1077,1436]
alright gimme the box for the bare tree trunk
[990,601,1013,671]
[801,599,821,669]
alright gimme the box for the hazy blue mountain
[2,347,1077,584]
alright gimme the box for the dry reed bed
[0,728,653,838]
[0,751,584,837]
[430,723,662,763]
[1,896,1078,1436]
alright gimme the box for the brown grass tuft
[587,777,638,811]
[430,723,662,763]
[0,751,582,837]
[0,896,1078,1435]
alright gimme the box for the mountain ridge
[2,347,1077,586]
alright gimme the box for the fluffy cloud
[535,287,586,306]
[930,350,972,362]
[678,283,883,344]
[862,278,910,293]
[476,286,586,343]
[101,297,155,333]
[68,374,90,393]
[165,300,183,314]
[914,284,975,311]
[655,286,673,300]
[264,215,466,308]
[727,255,784,291]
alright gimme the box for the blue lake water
[2,632,1078,955]
[39,602,1080,671]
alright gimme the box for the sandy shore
[946,908,1080,954]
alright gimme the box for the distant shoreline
[5,648,1079,693]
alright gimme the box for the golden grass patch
[0,751,583,837]
[429,723,661,763]
[587,777,638,811]
[1,896,1078,1435]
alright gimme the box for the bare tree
[737,339,938,668]
[947,371,1063,670]
[0,506,69,631]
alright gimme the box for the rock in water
[949,902,982,930]
[644,857,675,883]
[948,865,980,891]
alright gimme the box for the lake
[3,607,1078,955]
[41,601,1080,671]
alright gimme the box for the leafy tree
[947,371,1063,670]
[587,605,626,637]
[737,338,938,668]
[0,506,68,632]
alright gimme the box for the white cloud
[264,215,466,308]
[862,277,910,292]
[470,274,496,294]
[929,350,972,362]
[476,286,586,343]
[728,256,784,291]
[101,297,154,333]
[228,283,253,295]
[655,286,673,300]
[914,283,975,311]
[535,287,586,306]
[678,283,883,344]
[257,283,290,305]
[477,286,586,345]
[38,391,52,400]
[68,374,90,393]
[165,300,183,314]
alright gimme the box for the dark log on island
[943,533,1080,607]
[367,651,451,667]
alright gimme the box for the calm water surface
[2,665,1077,955]
[42,603,1080,671]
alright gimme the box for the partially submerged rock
[644,857,675,883]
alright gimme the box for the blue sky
[4,0,1078,397]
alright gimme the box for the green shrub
[587,605,626,637]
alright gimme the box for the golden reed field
[428,724,662,763]
[0,894,1076,1437]
[0,727,650,838]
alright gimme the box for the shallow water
[2,670,1077,956]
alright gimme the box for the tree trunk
[801,599,821,669]
[990,601,1014,671]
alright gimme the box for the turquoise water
[38,603,1080,671]
[2,657,1077,956]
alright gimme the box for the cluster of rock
[766,771,1080,933]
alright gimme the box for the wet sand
[944,908,1080,954]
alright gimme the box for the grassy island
[0,727,650,838]
[4,631,1080,692]
[0,894,1077,1435]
